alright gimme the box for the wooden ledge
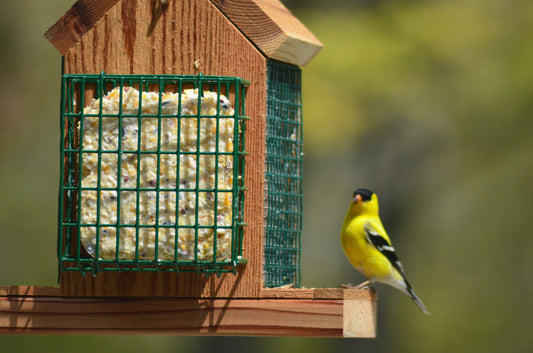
[0,286,376,337]
[260,287,377,300]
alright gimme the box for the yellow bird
[341,188,430,314]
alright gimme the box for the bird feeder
[0,0,377,338]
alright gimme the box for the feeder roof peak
[44,0,322,66]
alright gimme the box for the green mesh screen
[58,72,248,277]
[264,60,303,287]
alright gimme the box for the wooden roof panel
[211,0,323,66]
[44,0,120,55]
[44,0,322,65]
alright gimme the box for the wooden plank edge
[0,286,62,297]
[210,0,323,67]
[0,287,376,338]
[343,298,378,338]
[260,287,377,301]
[267,35,324,67]
[0,327,343,337]
[1,286,377,301]
[44,0,120,55]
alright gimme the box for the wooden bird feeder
[0,0,377,337]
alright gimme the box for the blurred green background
[1,0,532,352]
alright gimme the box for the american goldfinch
[341,188,430,314]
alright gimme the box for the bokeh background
[1,0,532,352]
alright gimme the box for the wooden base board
[0,286,377,338]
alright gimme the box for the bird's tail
[383,272,431,314]
[406,285,431,314]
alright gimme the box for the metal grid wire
[264,60,303,288]
[58,72,248,277]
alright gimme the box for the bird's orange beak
[352,194,363,205]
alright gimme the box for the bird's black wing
[364,224,428,313]
[364,224,406,279]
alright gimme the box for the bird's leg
[341,279,372,289]
[353,279,371,289]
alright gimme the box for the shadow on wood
[0,286,377,337]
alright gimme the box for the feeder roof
[44,0,323,66]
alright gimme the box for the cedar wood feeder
[0,0,377,338]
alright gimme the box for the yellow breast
[340,217,395,281]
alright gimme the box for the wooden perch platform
[0,287,376,337]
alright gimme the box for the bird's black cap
[353,188,374,202]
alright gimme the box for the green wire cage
[58,73,249,276]
[264,60,303,288]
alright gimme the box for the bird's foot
[354,280,371,289]
[341,280,371,290]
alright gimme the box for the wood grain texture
[0,286,62,297]
[344,298,377,338]
[260,287,377,301]
[45,0,322,66]
[60,0,267,298]
[0,286,376,337]
[314,288,378,300]
[260,288,315,299]
[44,0,120,55]
[210,0,323,66]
